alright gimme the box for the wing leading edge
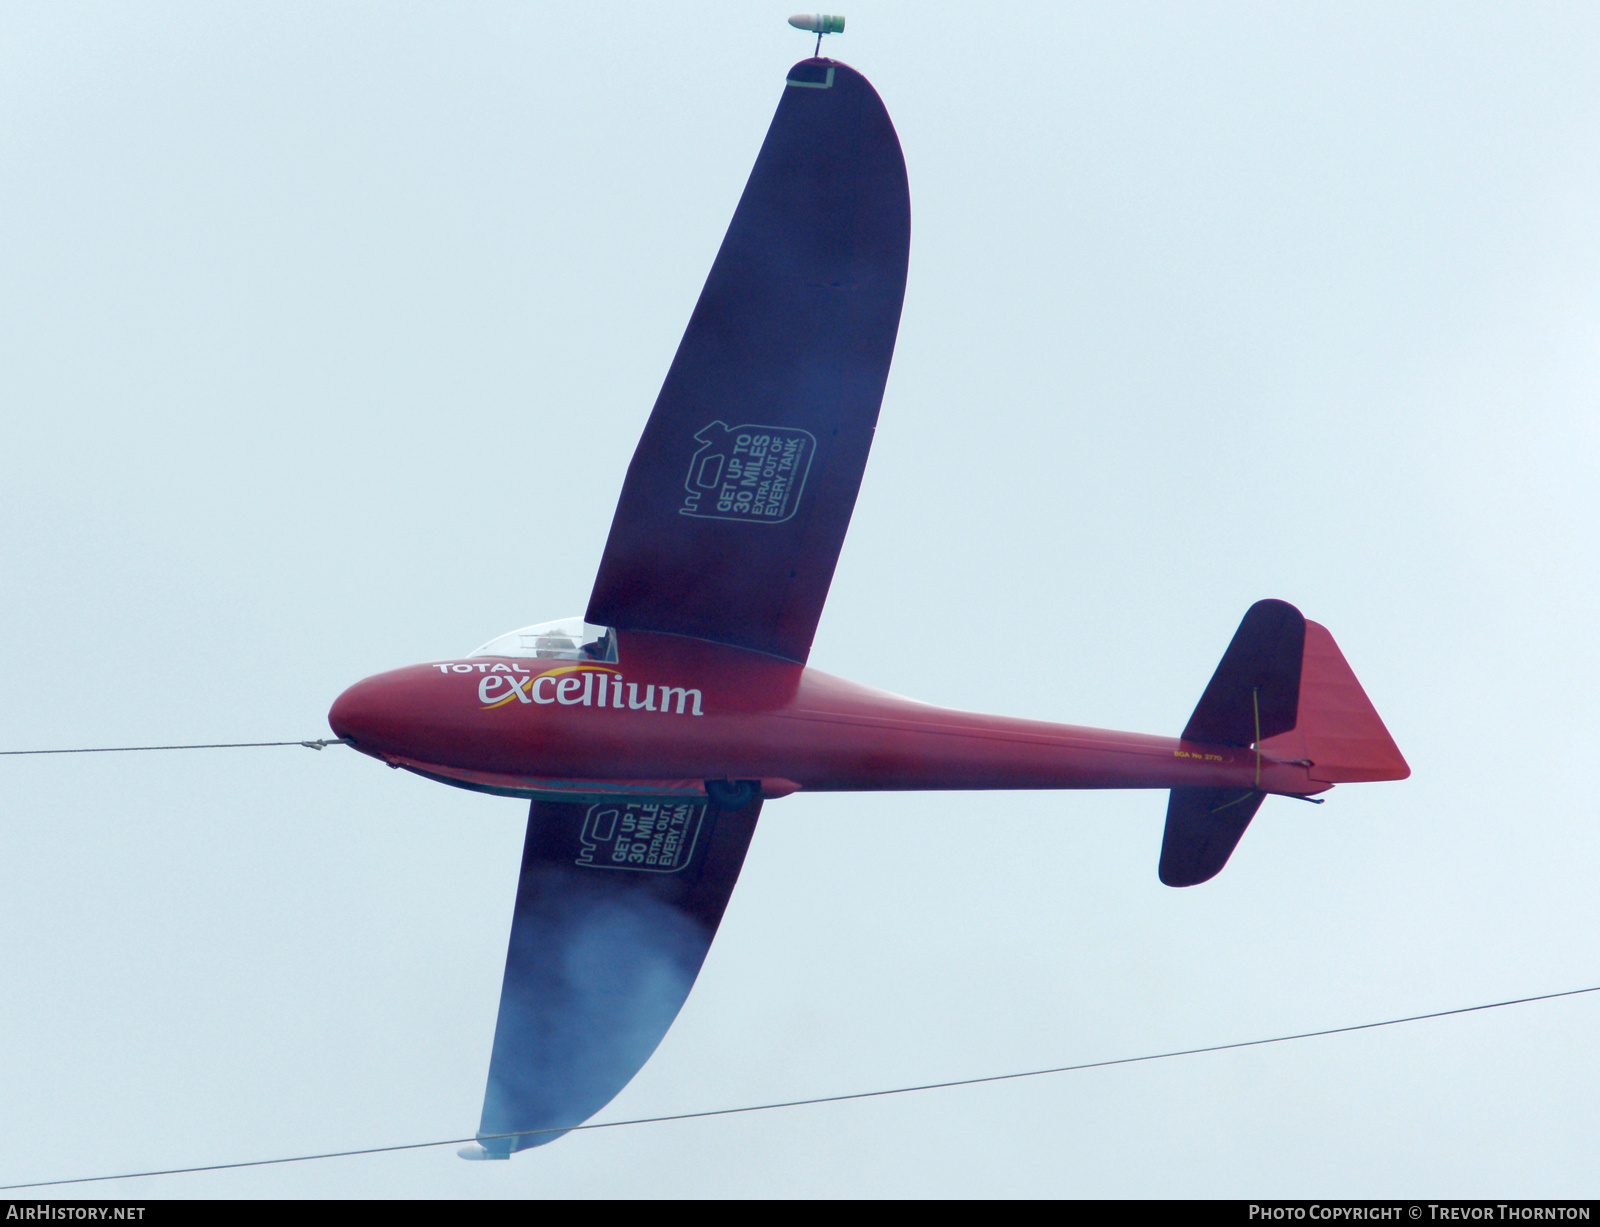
[587,59,911,664]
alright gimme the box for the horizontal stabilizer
[1160,601,1408,887]
[1158,786,1266,887]
[1181,599,1306,747]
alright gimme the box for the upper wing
[586,59,911,664]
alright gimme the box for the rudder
[1256,621,1409,783]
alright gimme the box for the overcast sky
[2,0,1597,1198]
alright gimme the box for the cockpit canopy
[469,617,617,663]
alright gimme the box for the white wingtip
[457,1143,509,1161]
[788,14,845,34]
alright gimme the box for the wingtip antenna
[788,13,845,58]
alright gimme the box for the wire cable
[2,981,1594,1192]
[0,739,349,756]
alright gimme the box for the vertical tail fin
[1159,601,1408,887]
[1256,621,1409,783]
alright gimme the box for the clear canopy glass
[469,617,617,662]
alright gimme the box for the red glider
[328,56,1408,1158]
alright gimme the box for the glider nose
[328,672,409,754]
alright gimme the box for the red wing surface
[587,59,911,663]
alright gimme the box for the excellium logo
[433,662,705,715]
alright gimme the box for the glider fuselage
[328,630,1326,803]
[319,55,1399,1154]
